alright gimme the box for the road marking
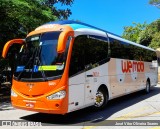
[148,127,160,129]
[114,106,150,120]
[82,126,95,129]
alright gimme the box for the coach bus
[2,20,158,114]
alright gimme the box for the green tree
[0,0,56,51]
[149,32,160,49]
[149,0,160,8]
[122,19,160,49]
[122,22,147,43]
[139,19,160,49]
[37,0,74,19]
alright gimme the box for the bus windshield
[14,31,69,82]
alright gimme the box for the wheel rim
[95,91,104,107]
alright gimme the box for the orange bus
[2,20,158,114]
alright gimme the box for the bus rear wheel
[94,88,108,110]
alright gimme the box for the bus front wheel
[94,87,108,110]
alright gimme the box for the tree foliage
[149,0,160,8]
[38,0,74,19]
[122,22,147,43]
[0,0,56,51]
[122,19,160,49]
[139,19,160,49]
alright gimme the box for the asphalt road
[0,85,160,129]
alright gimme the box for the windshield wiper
[16,50,35,80]
[31,46,49,81]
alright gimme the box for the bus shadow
[20,86,160,126]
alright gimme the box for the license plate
[26,102,35,108]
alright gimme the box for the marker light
[47,90,66,100]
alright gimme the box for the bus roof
[42,20,155,52]
[43,20,120,36]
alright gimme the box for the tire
[94,88,108,110]
[145,80,150,94]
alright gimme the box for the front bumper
[11,96,68,114]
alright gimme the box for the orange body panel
[27,24,73,37]
[11,79,69,114]
[2,39,24,58]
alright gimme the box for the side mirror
[2,39,24,58]
[57,31,74,53]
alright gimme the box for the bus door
[85,69,95,106]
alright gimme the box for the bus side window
[69,35,109,77]
[69,36,86,77]
[84,35,109,70]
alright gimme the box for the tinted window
[85,35,108,70]
[110,37,157,62]
[110,38,130,59]
[69,36,85,77]
[69,35,109,77]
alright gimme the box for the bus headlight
[47,90,66,100]
[11,89,18,97]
